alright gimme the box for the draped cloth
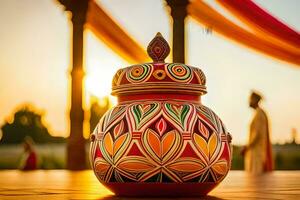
[216,0,300,49]
[245,107,273,175]
[188,1,300,66]
[85,0,300,67]
[86,0,149,63]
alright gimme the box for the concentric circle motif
[165,63,193,83]
[153,69,166,80]
[126,64,153,83]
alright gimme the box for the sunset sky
[0,0,299,144]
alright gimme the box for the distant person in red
[20,136,37,170]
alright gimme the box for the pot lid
[111,33,207,96]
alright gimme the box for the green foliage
[231,146,244,170]
[274,144,300,170]
[231,144,300,170]
[0,144,92,169]
[0,105,65,144]
[0,143,299,170]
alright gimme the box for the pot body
[90,99,231,196]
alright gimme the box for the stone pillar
[166,0,189,63]
[58,0,89,170]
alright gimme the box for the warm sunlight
[85,32,127,105]
[85,69,111,98]
[0,2,300,197]
[0,0,299,145]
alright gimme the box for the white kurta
[245,107,269,175]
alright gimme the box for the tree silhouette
[0,105,65,144]
[89,96,111,133]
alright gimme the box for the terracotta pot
[90,33,232,197]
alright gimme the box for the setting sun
[85,32,127,105]
[0,1,300,196]
[0,0,299,144]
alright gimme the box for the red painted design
[155,118,167,136]
[180,143,200,158]
[90,33,232,197]
[126,142,144,157]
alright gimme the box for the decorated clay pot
[90,33,232,197]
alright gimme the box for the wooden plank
[0,170,299,199]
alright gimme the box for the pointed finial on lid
[147,32,170,63]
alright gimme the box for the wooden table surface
[0,170,299,200]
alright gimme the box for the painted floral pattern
[90,101,231,183]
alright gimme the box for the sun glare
[85,72,117,106]
[85,31,129,106]
[85,71,111,98]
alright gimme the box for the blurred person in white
[241,91,273,175]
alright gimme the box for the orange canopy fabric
[188,1,300,66]
[216,0,300,50]
[216,0,300,58]
[85,0,299,67]
[86,1,149,64]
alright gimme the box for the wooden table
[0,170,299,200]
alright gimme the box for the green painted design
[127,64,152,83]
[164,103,190,130]
[131,103,160,130]
[166,63,193,82]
